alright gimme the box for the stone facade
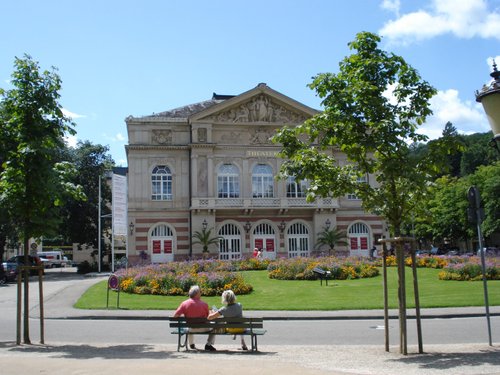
[125,83,387,263]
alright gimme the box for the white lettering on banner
[112,174,128,235]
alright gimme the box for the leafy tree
[427,176,471,245]
[467,162,500,240]
[315,227,347,256]
[460,132,499,176]
[0,55,83,343]
[59,141,114,248]
[273,32,456,237]
[192,226,222,255]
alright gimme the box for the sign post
[467,186,492,346]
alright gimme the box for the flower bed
[267,256,379,280]
[438,257,500,281]
[116,260,253,296]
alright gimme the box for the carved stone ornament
[250,127,273,145]
[152,129,172,144]
[207,94,308,124]
[197,128,207,142]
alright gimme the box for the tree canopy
[273,32,456,236]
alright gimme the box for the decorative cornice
[127,144,190,151]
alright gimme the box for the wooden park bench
[313,267,331,286]
[169,317,266,352]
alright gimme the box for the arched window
[287,222,309,258]
[286,176,309,198]
[252,164,274,198]
[217,164,240,198]
[218,223,242,260]
[151,165,172,200]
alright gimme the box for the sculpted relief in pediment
[206,94,308,124]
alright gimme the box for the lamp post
[473,60,498,346]
[476,60,500,151]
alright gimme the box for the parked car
[1,255,44,282]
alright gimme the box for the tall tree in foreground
[273,32,457,237]
[0,55,83,343]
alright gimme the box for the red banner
[164,240,172,253]
[255,238,263,249]
[153,240,161,254]
[350,237,358,250]
[265,239,274,251]
[360,237,368,250]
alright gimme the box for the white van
[37,250,67,268]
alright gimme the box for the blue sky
[1,0,499,166]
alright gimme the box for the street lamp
[476,60,500,152]
[129,221,135,235]
[202,219,208,231]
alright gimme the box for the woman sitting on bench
[208,290,248,351]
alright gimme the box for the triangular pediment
[190,83,319,124]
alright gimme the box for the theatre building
[125,83,386,263]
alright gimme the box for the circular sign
[108,274,119,290]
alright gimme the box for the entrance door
[348,222,370,257]
[253,223,276,260]
[150,224,174,263]
[218,223,242,260]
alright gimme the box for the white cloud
[102,132,127,143]
[64,134,78,148]
[62,108,86,120]
[417,89,489,139]
[381,0,401,16]
[379,0,500,45]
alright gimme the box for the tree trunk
[23,236,31,344]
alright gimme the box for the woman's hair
[221,290,236,305]
[188,285,201,298]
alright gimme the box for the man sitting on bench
[173,285,217,351]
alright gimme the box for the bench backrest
[169,317,264,330]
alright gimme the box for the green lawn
[75,267,500,311]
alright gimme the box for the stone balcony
[191,197,339,210]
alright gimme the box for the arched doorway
[150,224,175,263]
[348,222,370,257]
[287,222,310,258]
[218,223,242,260]
[253,222,277,260]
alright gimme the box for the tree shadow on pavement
[3,342,172,360]
[1,342,275,360]
[389,348,500,372]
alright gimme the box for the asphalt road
[0,267,499,375]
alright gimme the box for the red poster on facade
[360,237,368,250]
[153,240,161,254]
[265,238,274,251]
[350,237,358,250]
[164,240,172,253]
[255,238,263,249]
